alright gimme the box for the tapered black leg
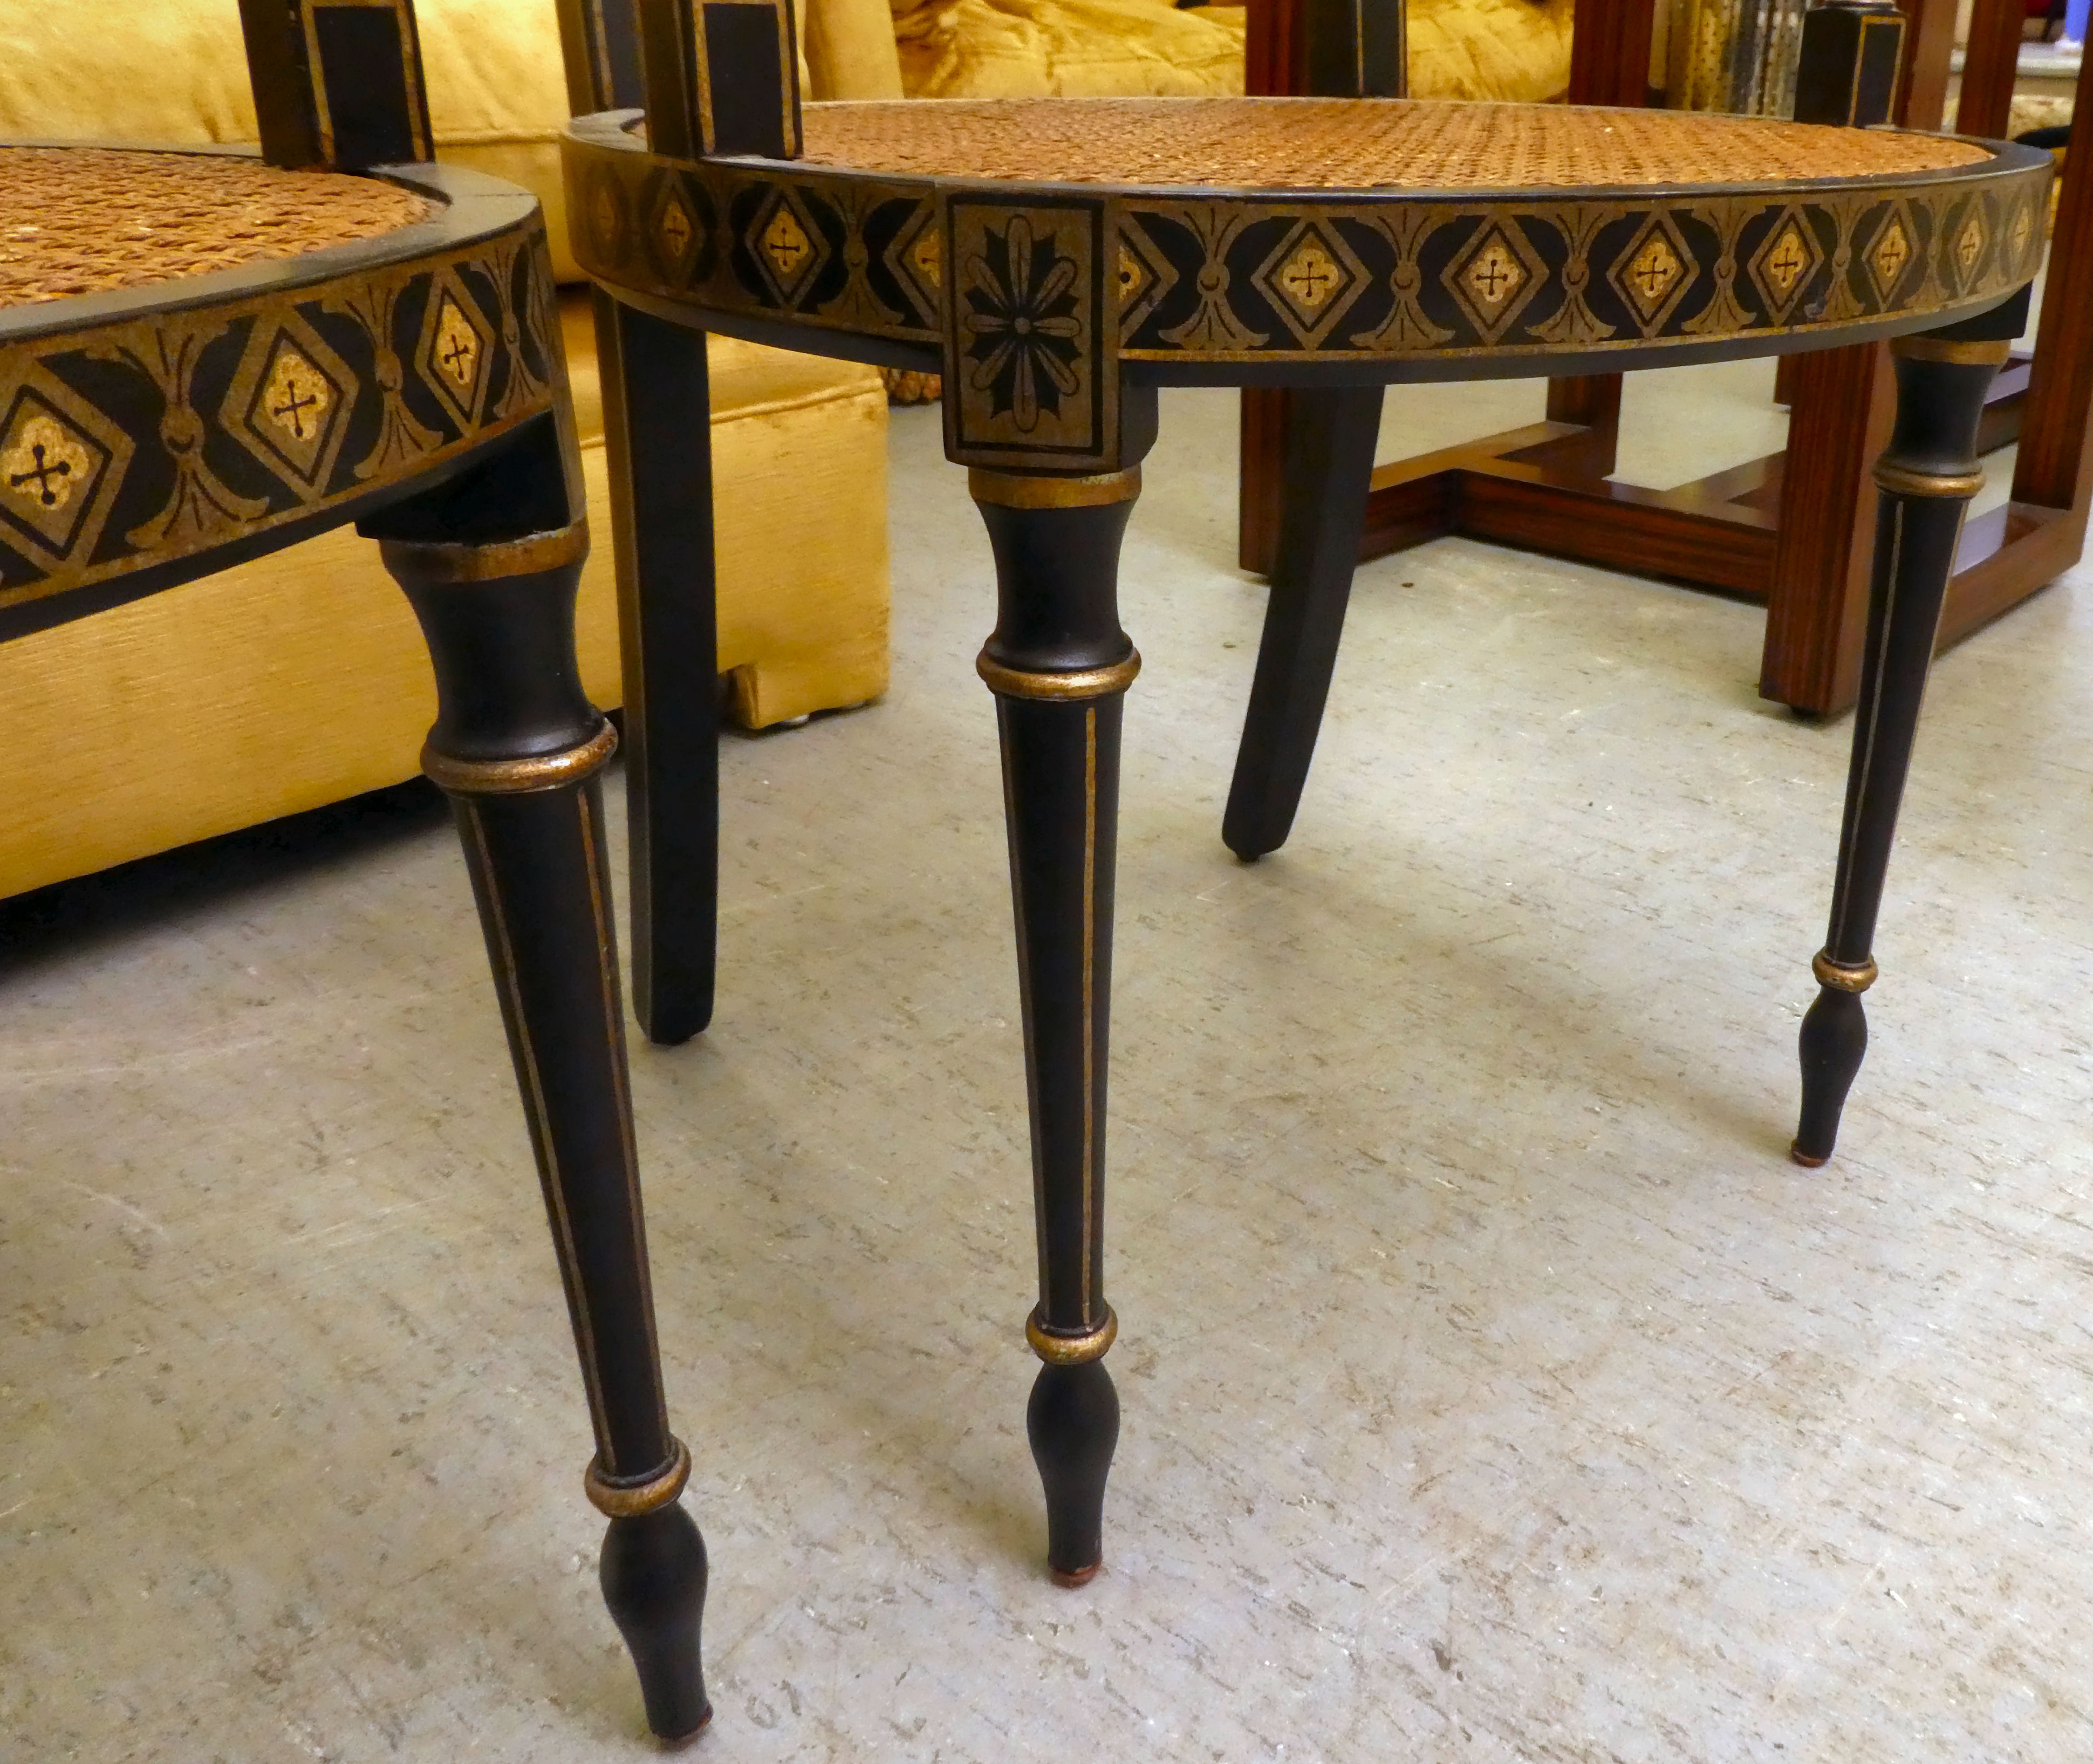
[971,465,1139,1585]
[596,290,720,1045]
[1222,384,1384,861]
[373,477,709,1739]
[1792,324,2010,1166]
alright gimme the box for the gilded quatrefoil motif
[1462,233,1525,311]
[260,344,332,446]
[1,413,90,515]
[1622,230,1684,318]
[1866,214,1914,300]
[434,298,480,392]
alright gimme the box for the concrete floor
[6,380,2093,1762]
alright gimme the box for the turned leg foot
[970,465,1138,1583]
[1792,322,2010,1165]
[1028,1346,1120,1585]
[1792,956,1872,1166]
[601,1501,712,1741]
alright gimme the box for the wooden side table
[560,6,2046,1715]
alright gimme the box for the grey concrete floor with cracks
[4,369,2090,1762]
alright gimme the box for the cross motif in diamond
[1280,240,1340,309]
[1765,229,1808,296]
[434,300,480,388]
[763,206,812,282]
[1631,238,1678,299]
[1955,215,1985,270]
[271,377,322,440]
[661,199,692,257]
[1871,220,1911,289]
[8,441,70,507]
[1460,230,1527,314]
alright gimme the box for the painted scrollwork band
[0,222,561,620]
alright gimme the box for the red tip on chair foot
[1789,1143,1829,1168]
[659,1705,714,1748]
[1050,1561,1102,1588]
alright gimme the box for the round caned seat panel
[564,95,2052,468]
[0,156,553,633]
[0,148,435,307]
[796,99,1988,192]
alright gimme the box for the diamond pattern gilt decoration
[754,191,826,305]
[1953,208,1987,279]
[2010,199,2035,264]
[1866,210,1914,303]
[1,401,102,552]
[222,311,355,498]
[1747,212,1821,322]
[911,224,941,289]
[1610,212,1696,332]
[563,123,2050,372]
[1113,217,1175,341]
[0,374,129,563]
[415,272,495,429]
[1252,220,1366,345]
[879,201,942,329]
[1443,218,1543,343]
[652,181,703,283]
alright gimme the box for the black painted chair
[1,0,703,1739]
[555,0,2043,1732]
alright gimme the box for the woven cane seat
[797,98,1986,190]
[0,148,433,307]
[565,93,2049,473]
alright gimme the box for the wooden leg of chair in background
[595,291,720,1046]
[379,513,710,1741]
[1792,329,2008,1167]
[970,464,1140,1586]
[1222,384,1384,861]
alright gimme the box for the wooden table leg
[969,464,1141,1587]
[1792,324,2012,1167]
[1223,385,1383,860]
[373,461,710,1740]
[594,292,720,1047]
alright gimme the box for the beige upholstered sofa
[0,1,890,900]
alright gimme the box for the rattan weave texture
[798,99,1987,190]
[0,148,434,307]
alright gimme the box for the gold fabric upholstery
[0,293,889,900]
[0,4,894,897]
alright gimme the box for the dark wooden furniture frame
[558,0,2044,1728]
[1,0,706,1741]
[1240,0,2093,716]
